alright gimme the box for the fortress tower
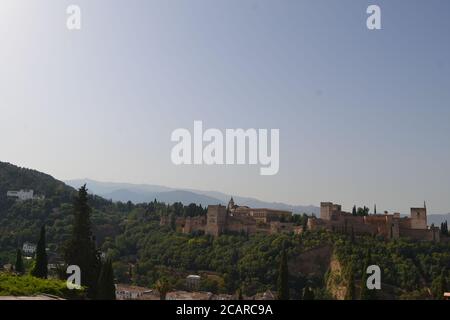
[320,202,342,221]
[206,205,228,236]
[410,205,427,230]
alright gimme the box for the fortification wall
[399,227,440,241]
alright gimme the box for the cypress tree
[441,221,448,236]
[64,185,101,299]
[31,225,48,279]
[97,258,116,300]
[277,249,289,300]
[352,206,357,216]
[15,249,25,274]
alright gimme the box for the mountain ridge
[65,179,319,214]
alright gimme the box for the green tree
[97,258,116,300]
[352,206,357,216]
[277,249,289,300]
[432,268,448,299]
[15,249,25,274]
[31,225,48,279]
[64,185,101,299]
[156,278,170,300]
[441,221,448,236]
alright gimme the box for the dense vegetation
[0,161,449,299]
[0,273,85,299]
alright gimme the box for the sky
[1,0,450,214]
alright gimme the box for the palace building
[307,202,440,241]
[161,198,300,236]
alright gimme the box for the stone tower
[227,197,235,212]
[206,205,228,236]
[410,205,427,230]
[320,202,341,220]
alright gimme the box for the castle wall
[269,221,297,234]
[399,227,440,241]
[183,216,206,234]
[226,216,256,235]
[310,202,436,241]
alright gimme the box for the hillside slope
[0,161,124,265]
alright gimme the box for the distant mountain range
[427,213,450,227]
[65,179,320,214]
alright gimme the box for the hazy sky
[1,0,450,214]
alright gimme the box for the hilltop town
[161,198,442,242]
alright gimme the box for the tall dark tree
[441,221,448,236]
[15,249,25,274]
[352,206,357,216]
[374,204,377,214]
[277,249,289,300]
[97,258,116,300]
[31,225,48,279]
[64,185,101,299]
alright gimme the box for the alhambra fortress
[161,198,441,242]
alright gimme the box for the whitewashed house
[7,190,44,201]
[22,242,37,256]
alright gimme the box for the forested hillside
[0,161,125,265]
[0,161,449,300]
[103,209,450,299]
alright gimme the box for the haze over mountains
[65,179,320,214]
[65,179,450,225]
[0,160,447,224]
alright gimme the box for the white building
[7,190,43,201]
[115,284,153,300]
[186,275,201,290]
[22,242,36,256]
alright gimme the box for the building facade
[308,202,440,241]
[161,198,299,236]
[7,190,43,201]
